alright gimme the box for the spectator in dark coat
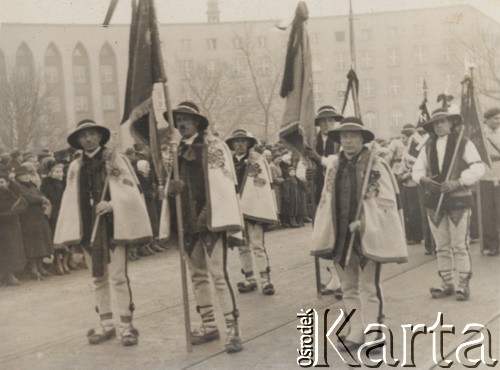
[41,162,70,275]
[15,166,53,281]
[0,167,27,286]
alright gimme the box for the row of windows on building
[312,73,460,101]
[178,22,452,52]
[178,44,457,80]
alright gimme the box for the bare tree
[234,25,285,142]
[0,66,66,151]
[456,26,500,102]
[177,60,258,138]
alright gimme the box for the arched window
[72,43,93,120]
[44,43,67,124]
[99,43,120,124]
[16,42,35,78]
[0,49,6,82]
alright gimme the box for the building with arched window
[0,3,498,148]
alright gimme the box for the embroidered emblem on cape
[247,161,266,187]
[320,164,336,207]
[207,138,231,178]
[365,170,381,199]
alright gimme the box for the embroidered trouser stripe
[338,255,384,344]
[186,233,238,331]
[374,262,384,324]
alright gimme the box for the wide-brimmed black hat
[314,105,344,126]
[423,108,462,134]
[401,123,416,136]
[484,107,500,120]
[164,101,209,132]
[328,116,375,144]
[225,129,258,150]
[67,119,111,149]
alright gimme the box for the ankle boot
[456,272,472,301]
[430,270,454,299]
[224,314,243,354]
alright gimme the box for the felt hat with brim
[14,165,30,177]
[328,116,375,144]
[225,129,258,149]
[164,101,209,132]
[423,108,462,134]
[67,119,110,149]
[314,105,344,126]
[400,123,416,136]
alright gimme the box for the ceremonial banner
[122,0,168,181]
[461,76,491,166]
[341,69,361,119]
[279,1,315,154]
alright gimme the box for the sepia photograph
[0,0,499,368]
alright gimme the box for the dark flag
[122,0,168,181]
[461,75,491,166]
[341,68,361,118]
[279,1,315,154]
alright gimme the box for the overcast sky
[0,0,499,25]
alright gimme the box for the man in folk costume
[226,129,278,296]
[311,105,343,204]
[412,108,485,301]
[166,102,244,353]
[396,123,424,245]
[311,117,408,350]
[54,120,152,346]
[479,107,500,256]
[308,105,345,297]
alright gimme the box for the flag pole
[148,0,192,352]
[349,0,357,72]
[163,83,192,353]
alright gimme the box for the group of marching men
[33,96,499,353]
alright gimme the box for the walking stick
[345,142,377,265]
[163,83,192,353]
[432,124,465,224]
[314,256,322,298]
[90,133,118,249]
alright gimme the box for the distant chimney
[207,0,220,23]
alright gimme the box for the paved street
[1,225,499,369]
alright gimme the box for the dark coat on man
[0,182,27,273]
[16,180,53,259]
[40,176,65,234]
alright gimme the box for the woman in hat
[412,107,485,301]
[0,166,27,286]
[15,165,53,280]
